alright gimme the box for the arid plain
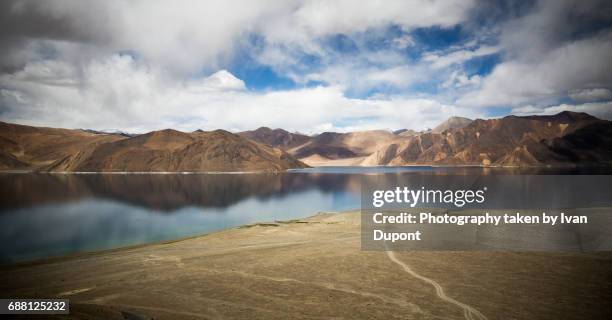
[2,211,611,320]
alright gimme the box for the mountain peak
[432,116,473,134]
[239,127,311,150]
[211,129,234,136]
[252,127,291,135]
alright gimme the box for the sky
[1,0,612,134]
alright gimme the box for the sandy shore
[299,155,367,166]
[1,211,612,319]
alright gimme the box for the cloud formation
[511,101,612,120]
[1,54,479,133]
[0,0,611,132]
[459,0,612,108]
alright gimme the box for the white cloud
[259,0,473,44]
[458,30,612,107]
[457,0,612,108]
[2,0,610,132]
[298,62,426,94]
[0,56,482,133]
[509,105,542,115]
[442,70,481,89]
[511,101,612,120]
[0,0,483,129]
[196,70,246,92]
[423,45,500,69]
[1,0,476,75]
[392,35,415,49]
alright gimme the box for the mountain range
[1,111,610,171]
[238,111,612,167]
[0,122,306,172]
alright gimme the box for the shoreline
[0,212,338,268]
[4,205,611,267]
[2,210,611,319]
[1,163,610,175]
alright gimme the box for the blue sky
[229,24,499,97]
[0,0,611,133]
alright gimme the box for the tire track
[200,267,422,312]
[385,248,487,320]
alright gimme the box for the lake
[1,166,611,263]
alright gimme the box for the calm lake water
[1,166,611,263]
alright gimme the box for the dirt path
[385,249,488,320]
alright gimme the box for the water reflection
[0,172,362,262]
[1,167,610,263]
[3,167,608,211]
[0,173,361,211]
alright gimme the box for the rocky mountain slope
[0,122,307,172]
[2,111,609,170]
[289,130,399,162]
[239,128,402,165]
[431,116,473,134]
[239,127,311,150]
[0,122,125,170]
[363,111,611,166]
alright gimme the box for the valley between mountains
[1,111,611,172]
[242,111,612,167]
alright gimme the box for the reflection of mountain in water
[2,167,611,212]
[0,173,360,211]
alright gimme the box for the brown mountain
[431,116,473,133]
[0,122,125,170]
[239,127,311,150]
[394,129,418,137]
[498,119,612,166]
[289,130,399,165]
[2,111,609,170]
[363,111,610,166]
[0,122,307,172]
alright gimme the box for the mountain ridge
[1,111,610,170]
[0,122,308,172]
[238,127,311,150]
[362,112,610,167]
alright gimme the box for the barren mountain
[290,130,399,165]
[497,119,612,166]
[363,111,610,166]
[2,111,609,170]
[239,127,311,150]
[0,122,307,172]
[395,129,418,137]
[431,116,473,133]
[0,122,124,170]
